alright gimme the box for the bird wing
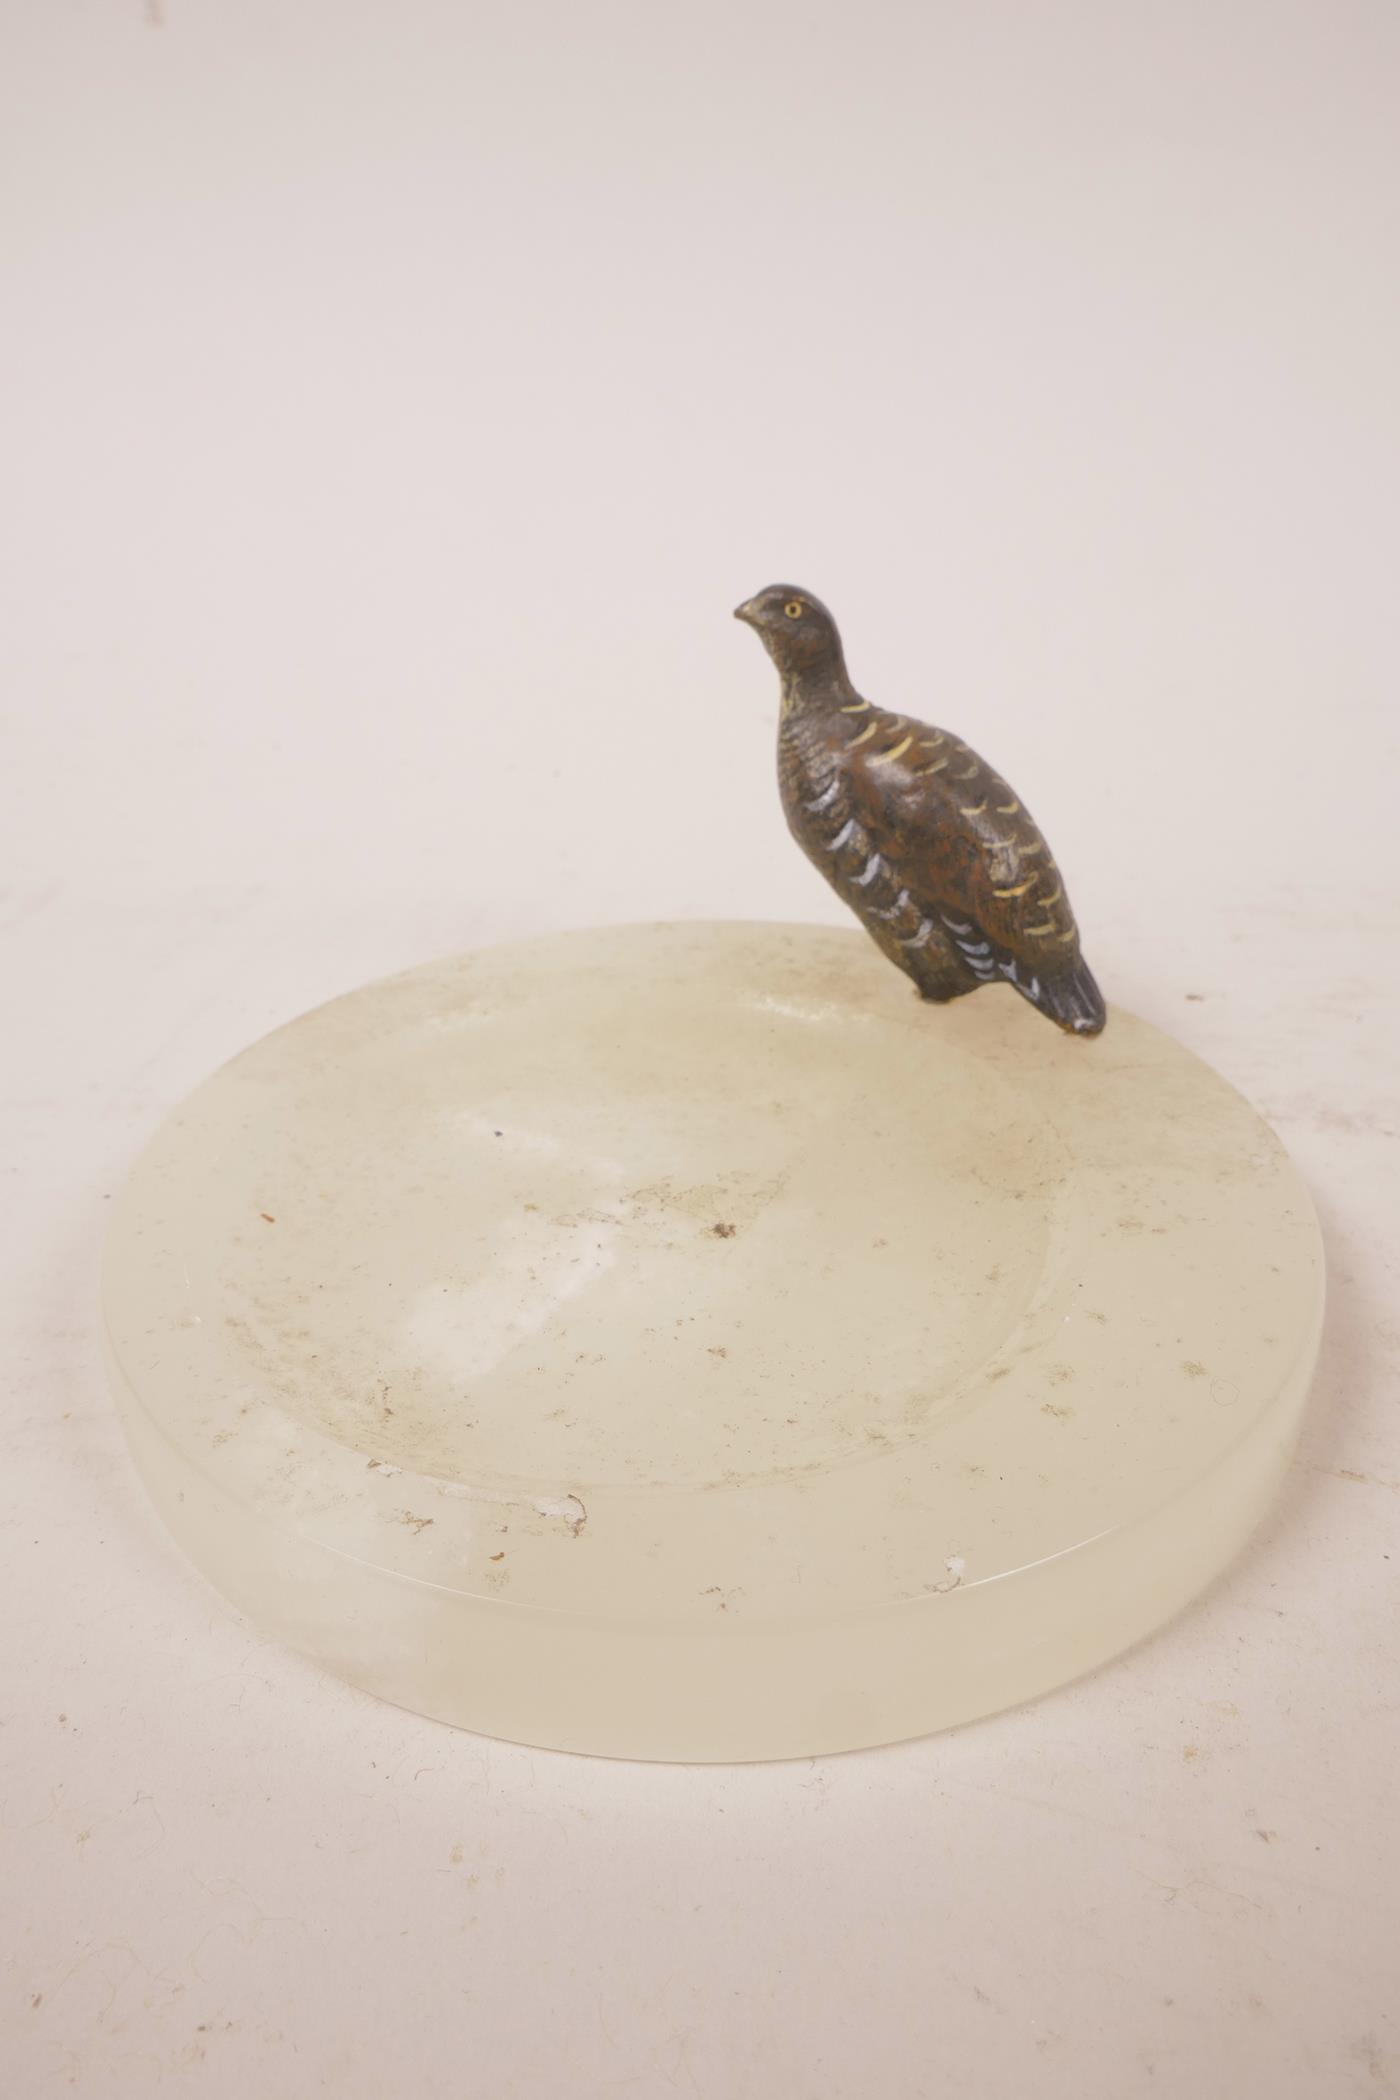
[845,718,1090,986]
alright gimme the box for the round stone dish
[103,922,1324,1760]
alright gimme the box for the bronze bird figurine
[734,584,1106,1036]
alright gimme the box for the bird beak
[733,598,762,627]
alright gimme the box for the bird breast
[781,715,910,907]
[780,708,921,869]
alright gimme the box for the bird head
[733,585,843,679]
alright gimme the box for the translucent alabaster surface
[104,923,1323,1760]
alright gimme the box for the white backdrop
[4,3,1398,2096]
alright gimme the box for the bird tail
[1033,958,1107,1037]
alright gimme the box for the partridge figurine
[734,584,1106,1036]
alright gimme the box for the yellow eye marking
[960,799,988,817]
[995,798,1020,815]
[916,757,949,776]
[871,733,914,765]
[847,719,880,748]
[952,762,979,780]
[1020,839,1046,856]
[784,599,804,618]
[994,878,1036,898]
[1025,918,1058,937]
[1038,884,1063,908]
[840,699,872,713]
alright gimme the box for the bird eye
[784,600,804,618]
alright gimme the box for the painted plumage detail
[733,583,1107,1037]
